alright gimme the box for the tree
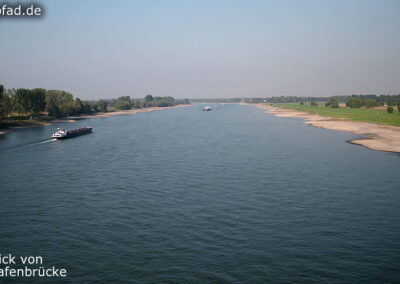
[0,84,4,120]
[46,90,74,106]
[310,101,318,106]
[348,97,362,108]
[115,96,131,110]
[47,99,62,118]
[1,93,12,119]
[61,100,81,116]
[145,94,153,103]
[300,101,304,105]
[30,88,46,114]
[397,102,400,112]
[75,98,84,114]
[91,103,99,113]
[97,100,108,112]
[330,97,339,108]
[151,100,170,107]
[176,98,190,105]
[15,89,31,114]
[81,101,92,114]
[387,106,394,113]
[364,98,377,108]
[45,90,75,117]
[133,101,141,109]
[0,84,3,102]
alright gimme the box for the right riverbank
[255,103,400,153]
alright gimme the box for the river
[0,104,399,282]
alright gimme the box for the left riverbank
[67,104,190,119]
[0,105,191,136]
[0,120,53,136]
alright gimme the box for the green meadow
[274,103,400,127]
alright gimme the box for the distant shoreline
[255,103,400,154]
[0,104,191,136]
[67,104,190,119]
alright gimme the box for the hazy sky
[1,0,399,99]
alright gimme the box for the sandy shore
[0,105,190,136]
[255,103,400,154]
[0,121,53,136]
[0,130,12,136]
[67,105,189,119]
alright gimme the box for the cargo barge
[52,127,92,139]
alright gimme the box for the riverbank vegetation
[241,94,400,126]
[243,94,400,106]
[0,84,190,129]
[193,94,400,107]
[273,101,400,127]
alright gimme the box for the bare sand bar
[255,103,400,153]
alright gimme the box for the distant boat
[203,106,212,111]
[52,127,92,139]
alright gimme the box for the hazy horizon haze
[1,0,399,99]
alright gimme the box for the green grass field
[274,103,400,127]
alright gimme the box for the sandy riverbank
[68,105,189,119]
[0,121,53,136]
[0,105,191,136]
[255,103,400,153]
[0,130,12,136]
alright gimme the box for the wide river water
[0,104,399,283]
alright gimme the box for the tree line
[0,84,190,124]
[242,94,400,105]
[113,94,190,111]
[301,96,400,112]
[191,94,400,105]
